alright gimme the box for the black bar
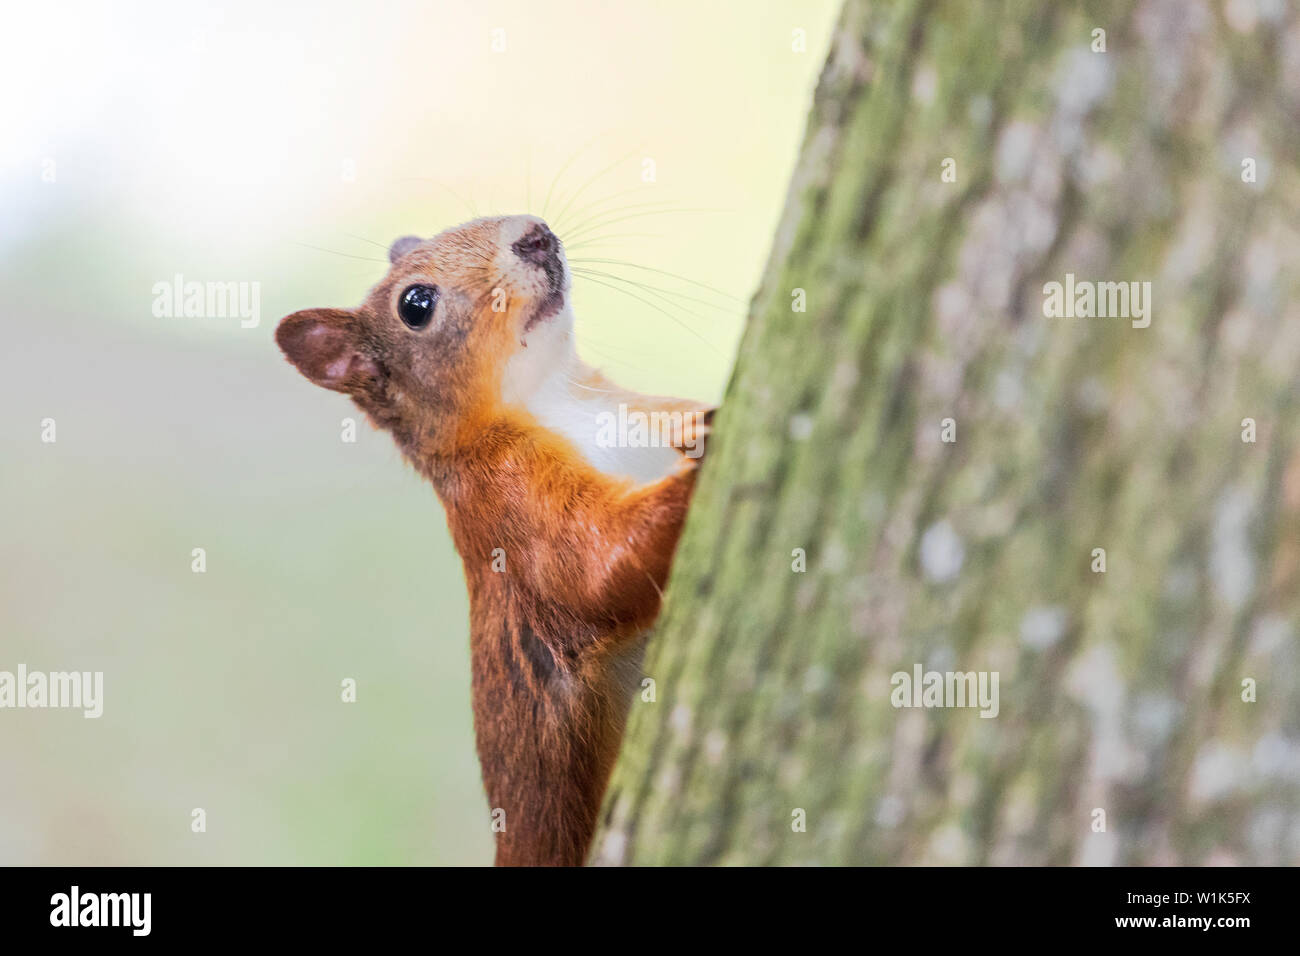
[0,866,1278,942]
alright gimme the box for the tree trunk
[593,0,1300,866]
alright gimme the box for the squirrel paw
[675,406,715,461]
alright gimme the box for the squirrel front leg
[458,430,701,641]
[575,365,715,459]
[523,454,699,637]
[582,459,701,632]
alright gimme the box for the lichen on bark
[595,0,1300,865]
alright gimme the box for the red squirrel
[275,215,711,865]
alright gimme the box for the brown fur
[275,216,708,865]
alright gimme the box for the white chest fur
[519,366,681,485]
[500,310,682,485]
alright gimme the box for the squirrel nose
[512,223,558,264]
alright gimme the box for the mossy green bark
[595,0,1300,865]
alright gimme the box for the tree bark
[594,0,1300,865]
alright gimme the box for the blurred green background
[0,0,836,863]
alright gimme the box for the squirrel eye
[398,284,439,329]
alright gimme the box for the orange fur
[275,216,710,865]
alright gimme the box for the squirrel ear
[275,308,382,396]
[388,235,423,263]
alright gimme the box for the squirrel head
[276,214,573,454]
